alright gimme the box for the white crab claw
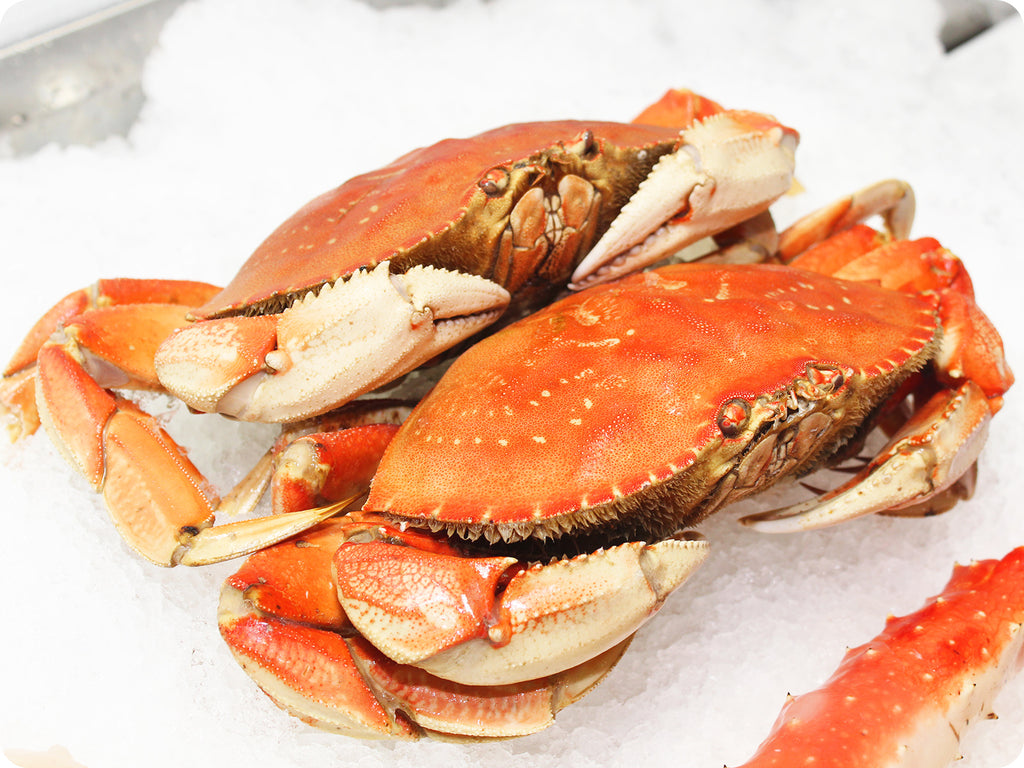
[742,382,991,533]
[175,261,509,422]
[570,111,798,289]
[336,532,709,687]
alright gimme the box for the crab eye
[479,167,510,197]
[717,398,751,438]
[579,129,598,159]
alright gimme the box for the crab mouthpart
[570,110,799,289]
[158,261,510,422]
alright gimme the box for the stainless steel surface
[0,0,184,156]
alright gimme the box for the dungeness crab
[216,182,1011,739]
[0,88,797,567]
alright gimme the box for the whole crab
[215,180,1011,739]
[0,88,797,567]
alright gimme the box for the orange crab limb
[33,303,346,566]
[733,546,1024,768]
[777,178,915,260]
[569,108,798,289]
[3,278,220,379]
[0,278,220,440]
[631,87,726,127]
[156,262,512,422]
[742,381,993,531]
[344,634,633,739]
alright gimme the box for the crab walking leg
[156,261,512,423]
[776,178,916,260]
[219,519,638,740]
[333,532,710,687]
[0,278,221,441]
[190,403,416,562]
[32,305,353,566]
[732,546,1024,768]
[742,381,992,532]
[569,108,798,289]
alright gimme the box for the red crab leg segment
[733,546,1024,768]
[0,279,220,441]
[219,517,637,739]
[743,208,1013,532]
[570,106,799,289]
[332,531,709,687]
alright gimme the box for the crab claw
[219,518,642,740]
[742,381,992,533]
[569,110,799,289]
[156,261,510,422]
[333,531,709,686]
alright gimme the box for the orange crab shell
[365,262,939,532]
[195,120,685,319]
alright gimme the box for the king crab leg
[732,546,1024,767]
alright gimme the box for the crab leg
[271,419,409,514]
[332,530,709,687]
[219,517,645,739]
[0,279,220,441]
[33,305,353,566]
[777,178,916,260]
[742,381,991,532]
[23,290,414,566]
[630,87,726,128]
[732,546,1024,768]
